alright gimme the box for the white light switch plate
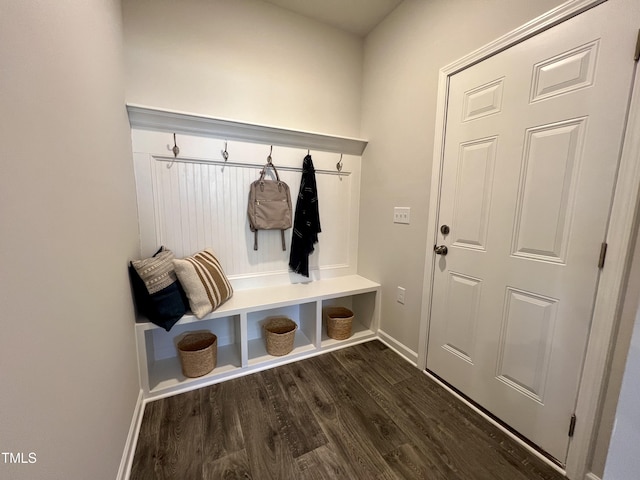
[397,286,406,304]
[393,207,410,224]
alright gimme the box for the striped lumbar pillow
[173,249,233,319]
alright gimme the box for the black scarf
[289,154,321,277]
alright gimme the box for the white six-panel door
[427,0,637,463]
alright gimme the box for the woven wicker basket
[264,317,297,356]
[325,306,354,340]
[177,332,217,378]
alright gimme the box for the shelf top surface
[136,275,379,331]
[126,104,368,155]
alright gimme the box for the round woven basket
[264,317,297,356]
[177,332,217,378]
[325,306,354,340]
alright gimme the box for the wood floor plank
[352,340,417,385]
[129,434,160,480]
[284,360,370,480]
[290,356,401,479]
[235,373,301,480]
[333,345,469,480]
[200,378,245,463]
[137,398,166,439]
[384,443,452,480]
[399,375,564,480]
[295,444,353,480]
[203,449,252,480]
[307,354,409,455]
[154,389,203,480]
[131,341,567,480]
[336,342,563,480]
[130,400,166,480]
[264,365,328,458]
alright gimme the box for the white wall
[122,0,364,138]
[358,0,568,359]
[0,1,140,479]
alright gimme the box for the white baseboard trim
[377,330,419,366]
[585,473,601,480]
[117,389,145,480]
[424,371,568,477]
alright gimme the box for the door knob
[434,245,448,256]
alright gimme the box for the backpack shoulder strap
[259,161,281,182]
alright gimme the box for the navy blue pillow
[129,248,188,331]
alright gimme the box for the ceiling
[260,0,403,36]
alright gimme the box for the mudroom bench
[135,275,380,400]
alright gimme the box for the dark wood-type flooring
[131,340,566,479]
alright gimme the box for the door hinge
[598,242,608,269]
[635,29,640,62]
[568,414,577,437]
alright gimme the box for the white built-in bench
[135,275,380,400]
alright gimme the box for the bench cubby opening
[246,302,316,366]
[321,291,378,347]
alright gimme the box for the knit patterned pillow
[131,248,177,294]
[173,249,233,319]
[130,247,188,331]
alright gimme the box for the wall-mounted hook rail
[337,153,344,181]
[153,154,351,177]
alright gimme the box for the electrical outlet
[393,207,411,224]
[397,286,406,304]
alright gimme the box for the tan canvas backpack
[247,160,292,251]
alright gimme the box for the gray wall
[358,1,632,477]
[0,1,140,478]
[603,221,640,479]
[122,0,364,138]
[604,307,640,479]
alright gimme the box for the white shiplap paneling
[132,129,360,288]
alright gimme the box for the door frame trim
[417,0,640,478]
